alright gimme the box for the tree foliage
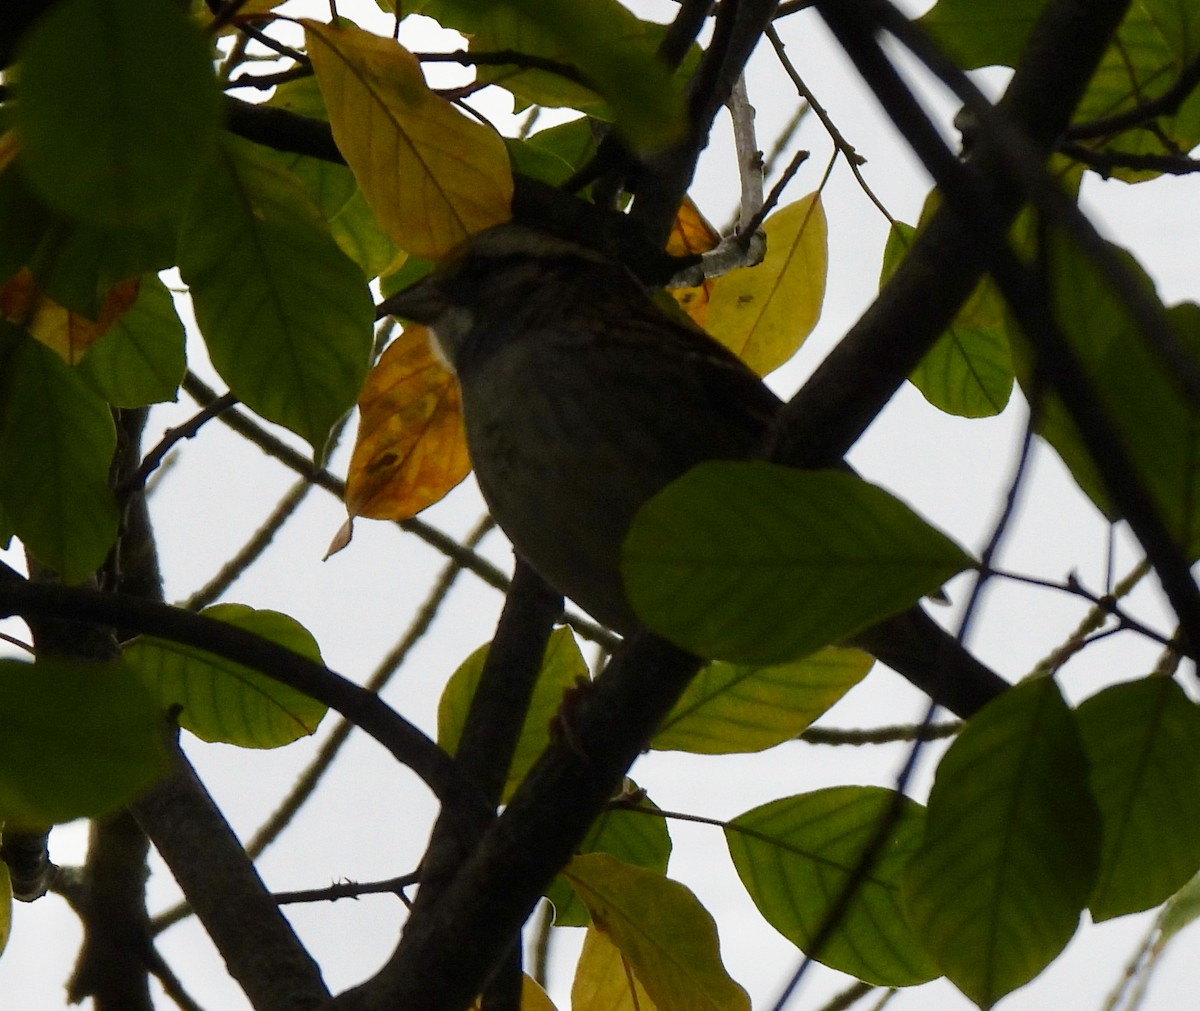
[1,0,1199,1009]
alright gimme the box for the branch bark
[767,0,1133,468]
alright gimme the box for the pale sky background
[1,1,1197,1008]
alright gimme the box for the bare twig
[727,73,765,232]
[273,872,421,906]
[185,479,313,611]
[122,395,237,496]
[1060,142,1200,177]
[766,23,895,221]
[800,721,961,745]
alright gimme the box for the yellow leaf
[573,926,657,1011]
[469,975,558,1011]
[0,269,139,364]
[566,854,750,1011]
[520,975,558,1011]
[705,194,827,376]
[303,20,513,259]
[344,324,471,521]
[667,198,721,329]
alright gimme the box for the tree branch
[767,0,1132,468]
[812,0,1200,653]
[631,0,786,246]
[1065,50,1200,139]
[0,568,484,819]
[132,739,329,1011]
[332,635,703,1011]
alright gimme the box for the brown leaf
[344,324,471,521]
[0,269,140,364]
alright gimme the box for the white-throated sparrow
[383,222,1006,716]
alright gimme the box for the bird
[381,221,1007,718]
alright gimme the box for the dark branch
[632,0,785,246]
[133,739,329,1011]
[0,566,484,819]
[1066,51,1200,139]
[768,0,1133,468]
[331,635,703,1011]
[1061,141,1200,177]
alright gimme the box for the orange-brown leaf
[0,269,139,364]
[344,325,471,521]
[667,198,721,329]
[303,20,513,260]
[0,129,18,173]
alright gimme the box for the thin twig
[1067,51,1200,139]
[762,101,811,180]
[737,145,813,240]
[1029,560,1154,675]
[122,395,237,496]
[1060,142,1200,177]
[766,25,864,166]
[413,49,592,90]
[800,721,960,745]
[180,373,618,648]
[766,23,894,221]
[956,407,1039,653]
[226,64,313,91]
[727,74,765,232]
[273,872,420,906]
[184,479,313,611]
[813,981,878,1011]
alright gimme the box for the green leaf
[178,135,374,455]
[2,160,177,318]
[265,77,403,279]
[0,321,118,582]
[651,648,872,754]
[622,462,974,665]
[546,785,671,927]
[1029,233,1200,558]
[30,214,178,320]
[0,162,52,287]
[904,679,1100,1007]
[522,118,600,179]
[917,0,1044,70]
[15,0,221,225]
[727,787,937,987]
[504,137,578,190]
[125,604,328,749]
[920,0,1200,181]
[1073,0,1200,179]
[0,657,169,829]
[437,626,585,800]
[882,221,1013,418]
[76,274,186,407]
[567,853,750,1011]
[424,0,685,150]
[1077,677,1200,921]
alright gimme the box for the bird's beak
[376,274,448,325]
